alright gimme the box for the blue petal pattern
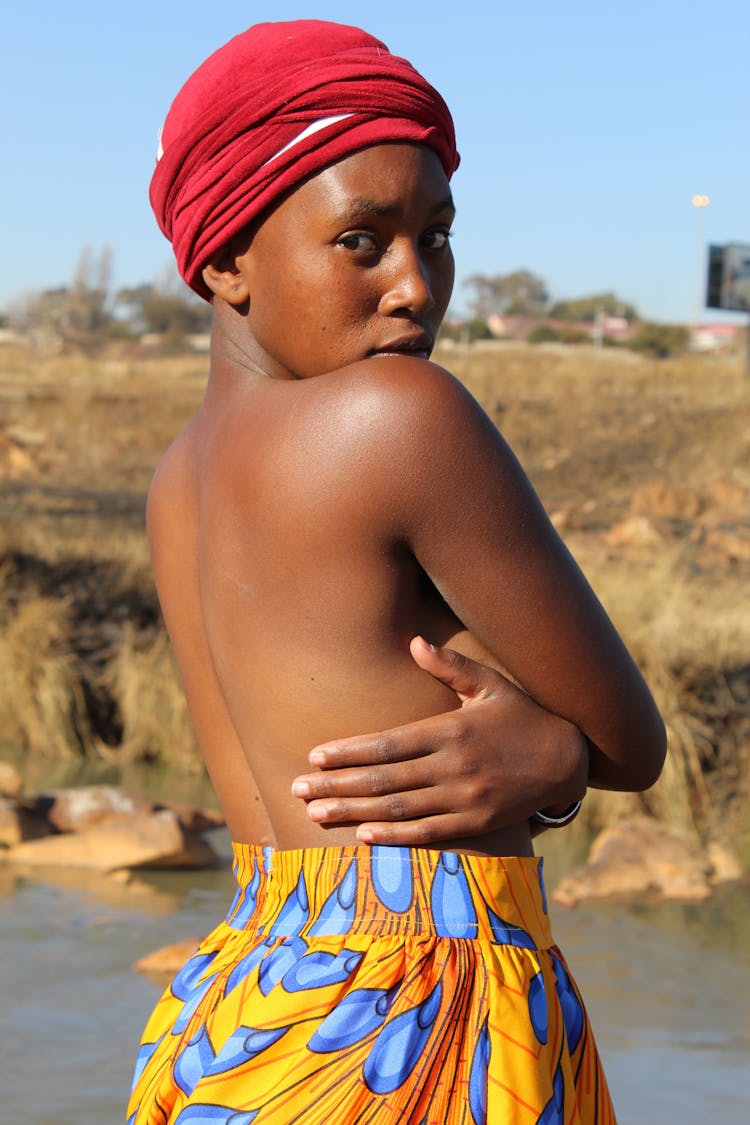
[430,853,478,938]
[130,1035,163,1086]
[170,951,218,1002]
[228,856,263,929]
[371,846,414,912]
[551,953,584,1052]
[363,983,442,1094]
[486,907,536,950]
[174,1025,217,1096]
[308,860,358,936]
[267,870,309,936]
[172,972,220,1035]
[308,986,398,1053]
[258,935,308,996]
[174,1107,259,1124]
[206,1025,290,1076]
[282,947,363,992]
[225,940,271,996]
[528,971,548,1044]
[538,858,548,915]
[469,1016,491,1125]
[537,1063,565,1124]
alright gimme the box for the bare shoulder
[145,422,197,541]
[314,355,526,503]
[311,355,505,472]
[325,355,483,428]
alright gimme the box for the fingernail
[307,803,328,822]
[291,780,311,798]
[356,827,374,843]
[308,749,326,766]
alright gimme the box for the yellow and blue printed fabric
[128,845,616,1124]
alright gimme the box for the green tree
[463,270,549,319]
[549,291,638,322]
[527,324,590,346]
[628,322,689,358]
[438,317,493,344]
[115,279,212,343]
[9,245,115,349]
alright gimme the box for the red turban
[150,20,459,300]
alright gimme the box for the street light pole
[691,194,710,332]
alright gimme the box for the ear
[202,243,250,306]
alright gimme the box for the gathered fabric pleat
[127,845,616,1124]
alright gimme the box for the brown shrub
[107,625,200,771]
[0,595,93,757]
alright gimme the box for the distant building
[689,323,740,352]
[486,314,635,342]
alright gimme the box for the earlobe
[202,255,250,306]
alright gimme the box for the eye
[422,228,453,251]
[337,232,378,252]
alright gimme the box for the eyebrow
[341,194,456,220]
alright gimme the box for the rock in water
[133,938,202,979]
[552,816,712,906]
[4,809,219,871]
[44,785,152,832]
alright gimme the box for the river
[1,791,748,1123]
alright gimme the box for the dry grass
[108,625,199,772]
[1,339,748,841]
[0,594,92,757]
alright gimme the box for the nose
[378,242,435,317]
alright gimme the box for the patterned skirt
[127,845,616,1124]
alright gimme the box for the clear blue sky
[2,0,748,322]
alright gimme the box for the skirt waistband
[226,844,552,950]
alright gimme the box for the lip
[368,334,434,359]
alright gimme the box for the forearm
[576,679,667,794]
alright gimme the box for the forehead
[262,143,454,230]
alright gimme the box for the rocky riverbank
[0,767,224,872]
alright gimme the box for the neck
[208,297,296,386]
[208,297,269,384]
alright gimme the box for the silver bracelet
[531,799,583,828]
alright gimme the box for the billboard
[706,243,750,312]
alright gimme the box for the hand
[291,637,589,846]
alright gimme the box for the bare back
[148,328,664,859]
[148,356,530,852]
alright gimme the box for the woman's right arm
[293,638,590,845]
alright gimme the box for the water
[1,829,748,1123]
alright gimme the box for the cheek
[435,255,455,304]
[313,273,374,329]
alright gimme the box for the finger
[409,636,507,702]
[355,812,470,847]
[292,758,436,801]
[301,786,449,828]
[307,710,462,769]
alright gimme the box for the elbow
[630,712,669,793]
[588,708,668,794]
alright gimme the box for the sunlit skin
[223,143,455,380]
[146,143,666,853]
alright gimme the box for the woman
[128,20,665,1123]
